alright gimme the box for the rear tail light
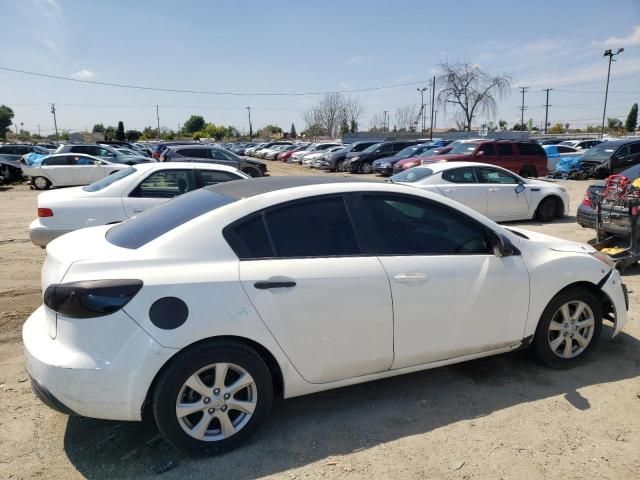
[38,208,53,217]
[44,279,143,318]
[582,192,591,208]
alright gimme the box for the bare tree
[368,113,385,132]
[343,97,365,132]
[437,62,511,132]
[394,104,417,132]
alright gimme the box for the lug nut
[208,408,214,414]
[563,332,567,336]
[213,388,220,395]
[221,406,227,412]
[224,394,230,400]
[203,397,211,404]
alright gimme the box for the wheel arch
[141,334,284,420]
[534,194,565,219]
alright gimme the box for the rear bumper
[29,224,72,247]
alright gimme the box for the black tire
[360,162,373,174]
[32,176,51,190]
[536,197,557,222]
[532,287,602,369]
[242,166,262,178]
[152,340,273,454]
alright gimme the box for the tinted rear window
[517,143,544,155]
[106,189,234,249]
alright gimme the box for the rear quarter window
[517,143,545,156]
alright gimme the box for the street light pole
[543,88,552,134]
[429,76,436,140]
[246,106,253,139]
[50,103,58,142]
[601,48,624,138]
[416,87,427,135]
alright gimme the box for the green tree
[607,118,623,132]
[116,121,125,141]
[92,123,105,133]
[548,122,564,134]
[257,124,283,138]
[183,115,205,134]
[339,118,349,135]
[0,105,15,140]
[141,126,156,140]
[125,130,142,142]
[498,119,508,130]
[625,103,638,132]
[60,130,70,141]
[290,123,297,137]
[104,126,116,141]
[349,119,358,133]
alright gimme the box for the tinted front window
[447,143,478,155]
[84,167,136,191]
[497,144,513,155]
[478,143,496,155]
[362,194,490,255]
[266,196,360,258]
[107,189,234,249]
[362,143,384,154]
[199,170,242,186]
[352,142,375,152]
[517,143,544,155]
[476,167,518,184]
[582,142,617,161]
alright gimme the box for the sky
[1,0,639,136]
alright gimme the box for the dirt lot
[0,163,639,479]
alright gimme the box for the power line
[0,65,428,96]
[555,88,640,94]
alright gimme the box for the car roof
[166,144,218,150]
[205,176,375,200]
[416,161,516,173]
[134,162,242,173]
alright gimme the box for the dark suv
[343,141,421,174]
[318,141,378,171]
[580,139,640,178]
[162,145,267,177]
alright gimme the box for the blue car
[542,144,580,172]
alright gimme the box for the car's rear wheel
[152,340,273,453]
[533,288,602,369]
[242,166,262,178]
[536,197,557,222]
[335,160,346,172]
[32,176,51,190]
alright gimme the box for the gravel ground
[0,162,638,479]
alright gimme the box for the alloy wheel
[175,362,257,442]
[547,301,595,359]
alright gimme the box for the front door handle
[488,187,499,192]
[254,281,296,290]
[394,273,427,283]
[132,208,144,213]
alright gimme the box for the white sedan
[21,153,130,190]
[29,162,249,246]
[24,177,627,453]
[391,161,570,222]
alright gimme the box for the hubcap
[34,177,47,189]
[548,301,595,359]
[362,163,372,174]
[175,362,257,442]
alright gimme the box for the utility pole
[518,87,528,132]
[433,110,438,132]
[542,88,552,134]
[155,105,160,139]
[429,76,436,140]
[417,87,427,135]
[37,125,41,136]
[601,48,624,138]
[50,103,58,142]
[382,110,389,133]
[246,106,253,139]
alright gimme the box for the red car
[392,146,454,174]
[277,144,309,162]
[419,140,547,178]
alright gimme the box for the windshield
[390,167,434,183]
[581,142,617,162]
[422,147,451,157]
[83,167,136,191]
[362,143,384,154]
[396,146,421,157]
[447,143,478,155]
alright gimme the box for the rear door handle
[394,273,427,283]
[254,281,296,289]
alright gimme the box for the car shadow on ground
[63,325,639,479]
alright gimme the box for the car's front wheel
[360,162,373,174]
[152,340,273,453]
[533,287,602,369]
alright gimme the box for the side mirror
[475,150,484,156]
[515,182,525,194]
[491,232,519,258]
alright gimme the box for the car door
[209,149,240,168]
[356,192,529,368]
[40,156,74,186]
[475,166,531,221]
[232,195,394,384]
[432,166,488,215]
[72,156,102,185]
[123,168,197,217]
[197,169,244,187]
